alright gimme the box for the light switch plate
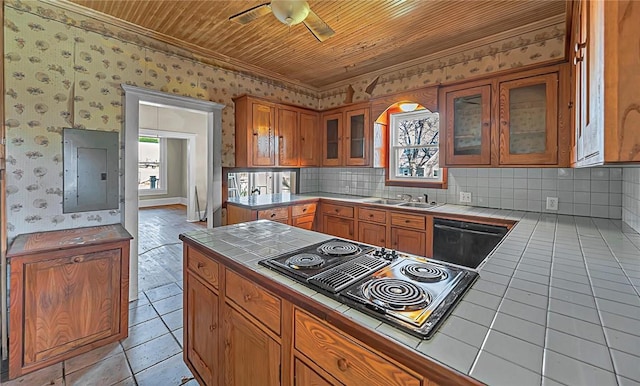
[546,197,559,211]
[460,191,472,203]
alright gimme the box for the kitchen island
[180,206,640,386]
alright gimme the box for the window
[138,136,167,195]
[388,110,444,186]
[227,170,297,198]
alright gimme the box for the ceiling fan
[229,0,335,42]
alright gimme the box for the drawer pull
[335,209,340,213]
[337,358,349,371]
[405,220,410,223]
[270,213,276,218]
[244,294,252,302]
[210,323,217,331]
[302,208,307,212]
[73,256,83,263]
[197,262,205,269]
[369,214,374,218]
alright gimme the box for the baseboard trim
[138,197,188,208]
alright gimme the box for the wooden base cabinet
[7,225,132,380]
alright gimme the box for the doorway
[122,85,224,300]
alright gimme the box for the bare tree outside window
[390,110,441,180]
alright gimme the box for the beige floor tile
[64,341,124,374]
[112,376,137,385]
[152,293,183,315]
[66,352,132,386]
[121,317,170,350]
[134,353,194,386]
[129,303,159,327]
[162,308,183,331]
[3,363,63,386]
[125,333,181,374]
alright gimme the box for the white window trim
[138,130,168,196]
[388,110,442,183]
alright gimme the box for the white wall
[139,104,208,209]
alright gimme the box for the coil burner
[317,240,361,256]
[285,253,325,270]
[401,264,448,283]
[362,278,431,311]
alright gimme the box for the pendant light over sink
[229,0,335,42]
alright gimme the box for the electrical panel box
[63,128,119,213]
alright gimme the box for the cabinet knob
[405,220,410,223]
[573,56,583,65]
[302,208,307,212]
[73,256,83,263]
[253,132,258,136]
[335,209,340,213]
[574,42,586,53]
[270,213,276,218]
[210,323,217,331]
[244,294,252,302]
[197,262,205,269]
[369,214,374,218]
[337,358,349,371]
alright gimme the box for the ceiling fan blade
[229,3,272,25]
[303,9,335,42]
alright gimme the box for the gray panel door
[77,147,107,207]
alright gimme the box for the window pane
[394,113,439,147]
[139,137,161,190]
[453,94,483,155]
[395,147,440,179]
[509,83,547,154]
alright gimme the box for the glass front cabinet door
[322,112,343,166]
[444,85,492,165]
[498,73,558,165]
[344,108,370,166]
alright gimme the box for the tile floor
[1,205,206,385]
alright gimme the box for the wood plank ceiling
[68,0,567,89]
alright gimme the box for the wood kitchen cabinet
[390,212,427,257]
[358,207,387,248]
[7,225,132,379]
[570,0,640,166]
[440,64,570,167]
[320,202,356,239]
[322,103,371,166]
[226,201,318,229]
[234,95,321,167]
[294,357,336,386]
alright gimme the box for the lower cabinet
[390,227,426,256]
[222,304,281,386]
[323,215,355,239]
[358,221,386,247]
[185,272,219,386]
[294,357,336,386]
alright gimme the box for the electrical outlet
[546,197,559,211]
[459,191,472,203]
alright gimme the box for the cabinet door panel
[322,113,343,166]
[294,358,336,386]
[252,103,276,166]
[499,73,558,165]
[323,215,355,240]
[445,85,492,165]
[186,272,218,386]
[358,222,386,248]
[390,228,426,257]
[345,108,370,166]
[300,112,320,166]
[278,108,299,166]
[223,305,280,386]
[23,249,121,365]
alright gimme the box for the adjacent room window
[388,110,443,185]
[138,136,167,195]
[227,171,297,198]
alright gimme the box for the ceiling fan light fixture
[270,0,310,26]
[399,102,419,112]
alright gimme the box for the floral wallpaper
[318,23,565,110]
[3,1,317,239]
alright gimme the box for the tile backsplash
[300,167,624,219]
[623,167,640,232]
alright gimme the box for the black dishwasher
[433,218,508,269]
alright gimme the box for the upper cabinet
[440,64,570,167]
[321,103,371,166]
[234,95,320,167]
[571,0,640,166]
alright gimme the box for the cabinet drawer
[292,214,315,230]
[294,309,420,386]
[292,203,317,217]
[225,270,281,335]
[390,213,426,230]
[258,207,289,221]
[187,247,219,289]
[358,208,386,223]
[321,203,354,218]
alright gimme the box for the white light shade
[271,0,310,26]
[399,102,419,112]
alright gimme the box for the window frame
[138,132,168,196]
[385,109,447,189]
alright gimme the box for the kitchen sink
[364,198,406,205]
[397,202,443,209]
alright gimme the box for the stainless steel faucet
[397,193,413,202]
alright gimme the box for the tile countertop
[226,192,387,209]
[181,207,640,386]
